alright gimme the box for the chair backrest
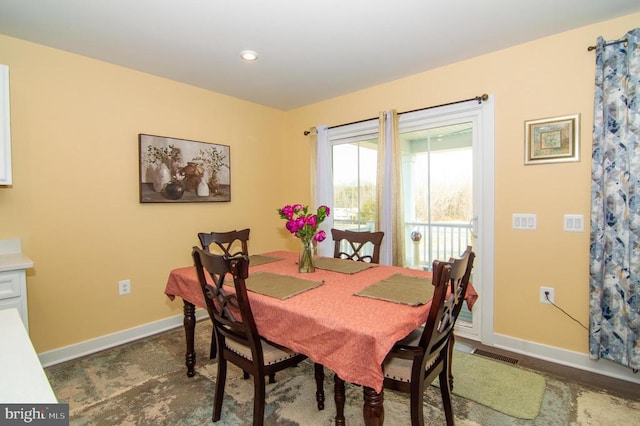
[419,246,474,359]
[198,228,250,257]
[331,228,384,263]
[191,247,263,364]
[449,246,475,322]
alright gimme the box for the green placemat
[313,257,376,274]
[246,272,323,300]
[355,273,433,306]
[249,254,283,266]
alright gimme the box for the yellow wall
[286,13,640,355]
[0,12,638,357]
[0,35,304,352]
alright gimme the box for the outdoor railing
[405,221,472,270]
[333,219,472,270]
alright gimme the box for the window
[329,119,379,232]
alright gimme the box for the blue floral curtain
[590,28,640,370]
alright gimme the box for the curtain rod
[303,93,489,135]
[587,38,627,52]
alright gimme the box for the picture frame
[524,114,580,165]
[139,134,230,203]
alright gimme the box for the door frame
[398,96,495,342]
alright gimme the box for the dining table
[164,250,477,425]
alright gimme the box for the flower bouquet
[278,204,331,273]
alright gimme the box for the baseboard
[38,309,209,368]
[492,333,640,385]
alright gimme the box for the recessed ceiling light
[240,50,258,61]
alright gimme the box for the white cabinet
[0,64,11,186]
[0,270,28,328]
[0,239,33,331]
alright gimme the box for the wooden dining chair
[447,246,476,390]
[192,248,308,426]
[313,228,386,408]
[198,228,250,257]
[381,246,475,426]
[331,228,384,264]
[198,228,250,359]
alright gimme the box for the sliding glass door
[399,105,485,337]
[325,99,494,340]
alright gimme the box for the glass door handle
[469,217,478,239]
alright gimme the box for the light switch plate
[512,214,536,230]
[564,214,584,232]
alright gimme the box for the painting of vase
[138,134,231,203]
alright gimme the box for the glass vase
[298,238,315,273]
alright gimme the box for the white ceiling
[0,0,638,110]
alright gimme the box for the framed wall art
[139,134,230,203]
[524,114,580,165]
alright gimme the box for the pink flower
[278,203,331,243]
[285,220,298,234]
[318,205,330,218]
[314,230,327,242]
[281,205,294,219]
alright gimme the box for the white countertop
[0,252,34,272]
[0,308,57,403]
[0,238,33,272]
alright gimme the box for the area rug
[443,351,546,419]
[44,322,640,425]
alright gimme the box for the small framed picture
[524,114,580,165]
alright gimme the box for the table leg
[183,300,196,377]
[363,386,384,426]
[334,374,345,426]
[314,363,325,410]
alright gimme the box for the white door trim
[399,95,495,341]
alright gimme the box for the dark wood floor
[456,336,640,402]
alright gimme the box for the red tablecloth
[165,250,477,393]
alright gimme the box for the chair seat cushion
[382,326,439,383]
[226,338,300,365]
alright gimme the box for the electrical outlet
[119,279,131,296]
[540,286,554,304]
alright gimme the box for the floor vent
[472,348,519,365]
